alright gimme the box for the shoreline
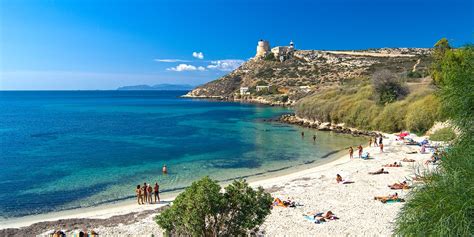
[1,133,434,236]
[0,142,354,231]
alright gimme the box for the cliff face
[185,48,432,104]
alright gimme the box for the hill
[185,48,432,105]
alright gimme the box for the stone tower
[255,39,270,58]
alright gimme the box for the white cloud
[154,59,190,63]
[206,59,244,71]
[192,52,204,59]
[167,64,206,72]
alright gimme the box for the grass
[294,79,442,133]
[429,127,457,141]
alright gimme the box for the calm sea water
[0,91,365,218]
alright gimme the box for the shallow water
[0,91,365,218]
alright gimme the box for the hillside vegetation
[295,78,442,133]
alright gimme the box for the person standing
[349,147,354,159]
[143,182,148,204]
[379,136,383,147]
[357,145,363,158]
[313,134,317,142]
[154,182,160,203]
[374,136,378,147]
[147,184,153,203]
[162,165,168,174]
[301,131,305,138]
[369,137,372,147]
[380,143,384,153]
[136,185,143,205]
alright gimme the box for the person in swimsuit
[374,135,378,147]
[369,137,372,147]
[154,182,160,203]
[313,135,316,142]
[162,165,168,174]
[357,145,363,158]
[136,185,143,205]
[147,184,153,203]
[143,182,148,204]
[336,174,343,183]
[349,147,354,159]
[380,143,384,152]
[301,131,305,138]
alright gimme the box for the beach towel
[385,198,405,203]
[304,215,322,224]
[361,152,369,159]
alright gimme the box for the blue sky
[0,0,472,90]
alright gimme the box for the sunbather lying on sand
[374,193,405,203]
[305,210,339,223]
[369,168,389,175]
[273,198,298,208]
[388,181,410,190]
[401,158,415,162]
[383,162,402,167]
[336,174,354,184]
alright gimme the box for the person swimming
[162,164,168,174]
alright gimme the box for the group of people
[135,182,160,205]
[348,135,385,159]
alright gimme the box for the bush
[371,69,409,104]
[395,44,474,236]
[405,94,442,133]
[156,177,272,236]
[429,127,456,141]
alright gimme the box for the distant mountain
[117,84,195,91]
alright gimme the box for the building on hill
[255,40,270,58]
[240,87,250,95]
[256,85,270,92]
[271,40,295,61]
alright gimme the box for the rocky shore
[278,113,381,137]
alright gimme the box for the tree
[155,177,273,236]
[431,38,452,86]
[371,69,408,104]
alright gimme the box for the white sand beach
[1,133,435,236]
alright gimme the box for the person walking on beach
[349,147,354,159]
[143,182,148,204]
[313,134,317,142]
[136,185,143,205]
[154,182,160,203]
[357,145,363,158]
[374,136,378,147]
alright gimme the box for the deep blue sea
[0,91,365,218]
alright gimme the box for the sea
[0,91,366,218]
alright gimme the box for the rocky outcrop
[278,114,381,137]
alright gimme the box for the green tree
[371,69,408,104]
[431,38,452,86]
[156,177,272,236]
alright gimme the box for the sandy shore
[0,133,434,236]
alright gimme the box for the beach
[0,133,434,236]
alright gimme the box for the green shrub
[429,127,456,141]
[371,69,409,104]
[395,44,474,236]
[405,94,442,133]
[155,177,272,236]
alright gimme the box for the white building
[256,85,270,92]
[255,40,270,58]
[271,40,295,60]
[240,87,250,95]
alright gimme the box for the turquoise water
[0,91,365,218]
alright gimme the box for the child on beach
[349,147,354,159]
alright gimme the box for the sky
[0,0,472,90]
